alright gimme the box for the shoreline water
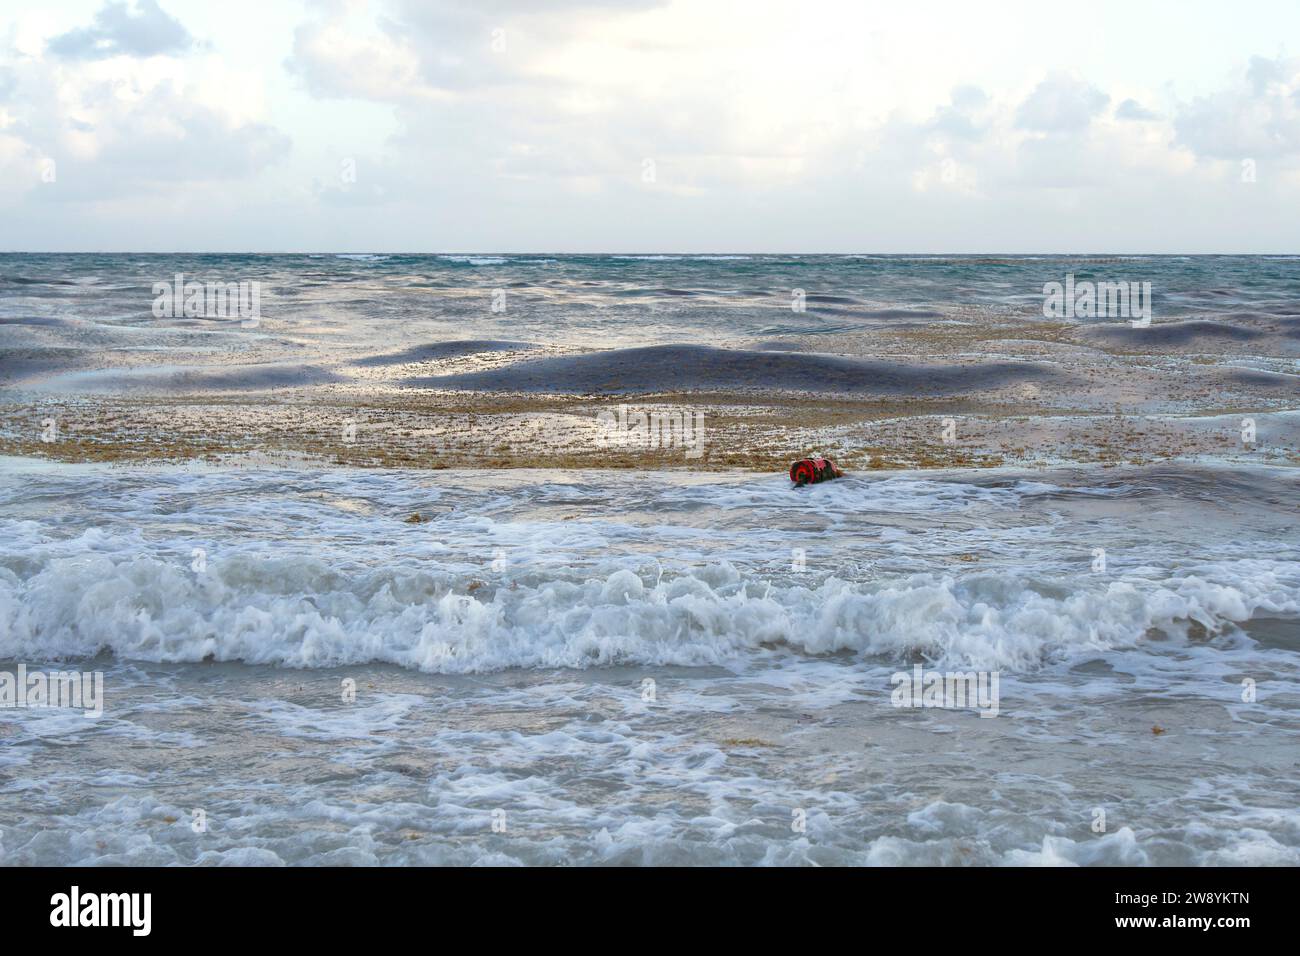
[1,253,1296,866]
[1,451,1296,868]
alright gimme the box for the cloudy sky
[1,0,1298,252]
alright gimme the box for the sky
[0,0,1298,252]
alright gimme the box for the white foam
[0,541,1293,673]
[1,463,1295,675]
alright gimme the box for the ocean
[0,253,1296,865]
[4,252,1300,350]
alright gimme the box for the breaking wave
[1,541,1294,673]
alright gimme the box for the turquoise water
[3,253,1298,348]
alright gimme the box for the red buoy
[790,457,842,485]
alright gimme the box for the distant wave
[408,343,1067,395]
[611,255,753,261]
[354,339,534,367]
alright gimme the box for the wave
[25,362,346,393]
[0,543,1293,673]
[406,343,1067,395]
[353,339,534,367]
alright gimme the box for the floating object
[789,457,842,485]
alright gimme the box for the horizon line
[1,250,1297,257]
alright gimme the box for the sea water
[0,459,1295,865]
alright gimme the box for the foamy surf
[0,547,1295,674]
[0,461,1295,676]
[1,458,1297,866]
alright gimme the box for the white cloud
[47,0,193,61]
[2,0,1299,250]
[0,1,290,212]
[1175,54,1300,159]
[1115,98,1159,122]
[288,3,433,103]
[1016,74,1109,132]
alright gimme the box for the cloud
[287,0,665,102]
[4,1,1300,251]
[1,11,289,207]
[927,85,991,141]
[87,86,288,186]
[47,0,193,61]
[1175,54,1300,159]
[287,7,430,102]
[283,0,771,204]
[1115,98,1159,121]
[279,0,1296,247]
[1016,74,1109,132]
[22,84,290,202]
